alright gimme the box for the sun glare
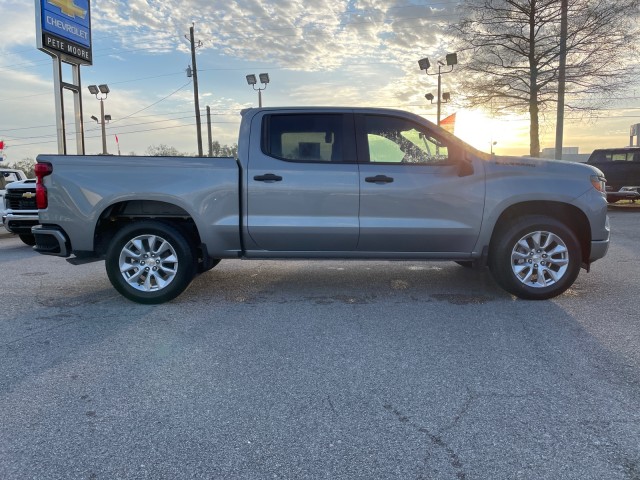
[452,110,529,155]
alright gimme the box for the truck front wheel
[489,216,581,300]
[19,234,36,246]
[106,221,196,304]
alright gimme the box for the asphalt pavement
[0,211,639,479]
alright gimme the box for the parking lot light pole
[246,73,270,107]
[419,53,457,126]
[88,84,110,154]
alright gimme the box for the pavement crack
[623,458,640,480]
[383,403,467,480]
[438,388,477,436]
[0,315,84,348]
[326,395,338,416]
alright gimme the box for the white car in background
[1,168,27,231]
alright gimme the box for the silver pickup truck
[32,107,610,304]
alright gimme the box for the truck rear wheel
[489,215,581,300]
[106,221,196,304]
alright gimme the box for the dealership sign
[36,0,92,65]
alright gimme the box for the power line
[6,100,640,138]
[110,81,193,124]
[1,108,240,136]
[8,121,240,149]
[4,108,241,143]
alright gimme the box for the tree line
[4,142,239,178]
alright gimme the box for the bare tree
[145,143,238,158]
[145,144,185,157]
[10,158,35,178]
[210,141,238,158]
[453,0,639,156]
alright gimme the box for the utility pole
[207,105,213,157]
[437,68,442,126]
[555,0,568,160]
[187,23,203,157]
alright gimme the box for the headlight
[590,175,606,193]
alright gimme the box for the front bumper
[3,212,39,235]
[590,239,609,262]
[589,214,610,263]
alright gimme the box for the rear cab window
[261,114,354,163]
[588,149,640,163]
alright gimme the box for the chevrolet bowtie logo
[48,0,87,19]
[22,192,35,199]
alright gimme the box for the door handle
[254,173,283,182]
[365,175,394,184]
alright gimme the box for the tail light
[35,162,53,209]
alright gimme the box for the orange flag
[440,113,456,134]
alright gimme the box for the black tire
[489,215,581,300]
[105,221,197,304]
[19,234,36,246]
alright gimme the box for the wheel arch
[93,200,203,257]
[488,201,591,265]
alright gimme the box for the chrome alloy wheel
[511,231,569,288]
[118,234,179,292]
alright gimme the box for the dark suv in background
[587,147,640,203]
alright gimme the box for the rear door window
[262,114,350,163]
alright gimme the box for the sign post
[35,0,92,155]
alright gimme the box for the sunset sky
[1,0,638,164]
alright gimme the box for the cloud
[0,0,470,161]
[0,0,37,49]
[85,0,463,121]
[92,0,457,72]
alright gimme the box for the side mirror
[457,152,474,177]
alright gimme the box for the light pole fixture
[246,73,270,107]
[418,53,457,126]
[88,84,110,154]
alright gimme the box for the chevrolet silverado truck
[1,167,28,230]
[32,107,610,304]
[3,178,38,245]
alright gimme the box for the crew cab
[32,107,610,304]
